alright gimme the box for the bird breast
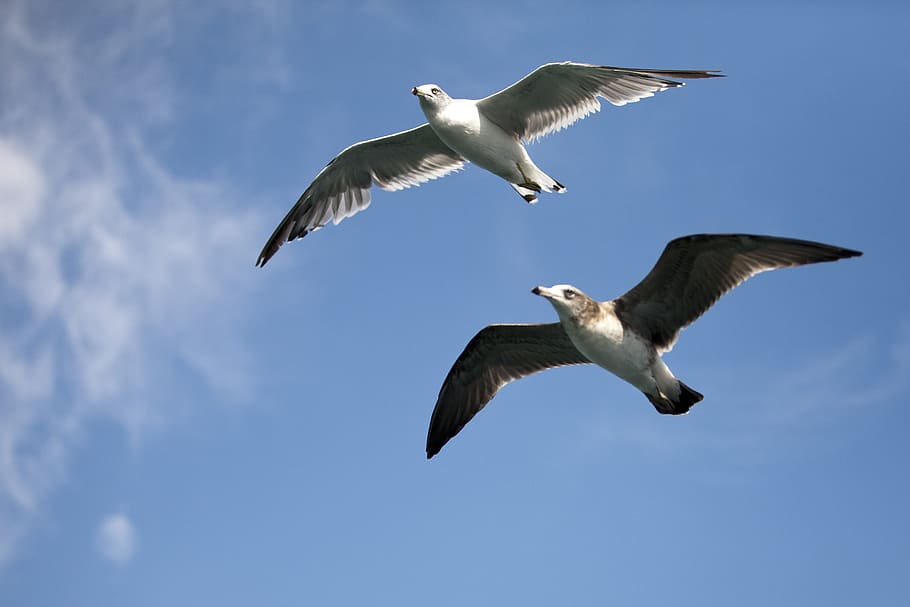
[426,100,526,179]
[566,313,655,383]
[430,99,483,138]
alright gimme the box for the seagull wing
[614,234,862,352]
[426,323,591,458]
[476,62,723,143]
[257,124,465,266]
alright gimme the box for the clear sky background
[1,1,908,605]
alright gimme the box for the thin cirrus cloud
[95,513,137,565]
[568,325,910,466]
[0,4,265,566]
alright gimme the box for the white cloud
[0,142,45,243]
[0,2,271,567]
[96,513,137,565]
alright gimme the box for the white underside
[426,100,557,189]
[564,313,679,399]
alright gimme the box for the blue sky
[1,1,908,605]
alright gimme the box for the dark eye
[563,289,576,299]
[431,87,441,95]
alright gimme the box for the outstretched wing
[257,124,464,266]
[614,234,862,352]
[476,62,723,143]
[427,323,591,458]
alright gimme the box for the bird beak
[411,87,420,96]
[532,286,553,298]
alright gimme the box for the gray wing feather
[257,124,464,266]
[426,323,591,458]
[476,62,723,143]
[614,234,862,352]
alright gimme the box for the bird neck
[572,298,606,327]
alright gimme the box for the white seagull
[426,234,862,458]
[257,62,722,266]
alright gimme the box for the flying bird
[257,62,722,266]
[426,234,862,458]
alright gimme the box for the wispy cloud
[570,326,910,466]
[0,2,270,566]
[95,513,137,565]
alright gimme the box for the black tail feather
[676,381,704,412]
[645,381,704,415]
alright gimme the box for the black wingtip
[673,69,726,79]
[256,222,313,268]
[255,237,279,268]
[255,249,274,268]
[624,68,727,81]
[426,425,456,459]
[805,242,863,263]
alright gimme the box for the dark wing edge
[611,67,725,80]
[615,234,862,350]
[256,125,464,267]
[426,323,591,459]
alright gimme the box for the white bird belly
[428,101,529,183]
[566,316,658,393]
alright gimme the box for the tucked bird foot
[510,181,541,203]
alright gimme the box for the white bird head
[411,84,451,111]
[532,284,598,324]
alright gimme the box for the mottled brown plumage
[426,234,861,459]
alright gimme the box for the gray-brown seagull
[426,234,862,458]
[257,62,722,266]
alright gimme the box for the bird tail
[644,380,704,415]
[509,169,565,203]
[510,182,541,203]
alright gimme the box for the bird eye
[431,87,441,95]
[563,289,576,299]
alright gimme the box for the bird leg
[515,163,542,193]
